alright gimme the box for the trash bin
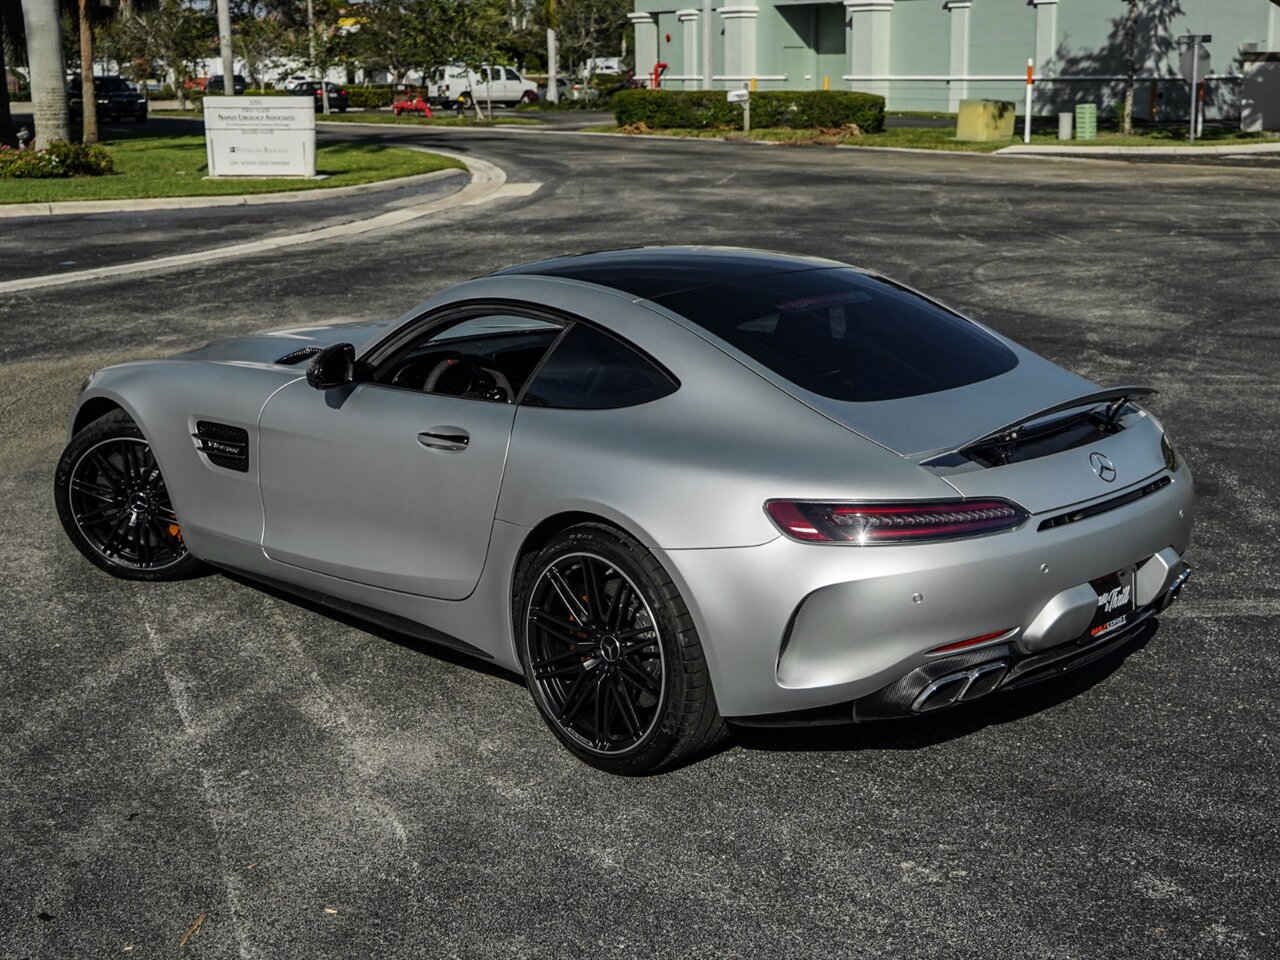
[1058,112,1073,140]
[1074,103,1097,140]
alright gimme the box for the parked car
[68,75,148,123]
[284,80,349,112]
[424,65,537,110]
[54,248,1194,774]
[205,75,248,96]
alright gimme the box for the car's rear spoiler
[919,385,1157,467]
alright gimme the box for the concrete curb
[442,124,1280,161]
[0,153,540,294]
[0,160,468,219]
[997,141,1280,156]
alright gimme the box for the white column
[677,10,700,89]
[944,1,970,111]
[844,0,893,99]
[718,6,759,83]
[629,12,659,87]
[1030,0,1059,73]
[1269,1,1279,53]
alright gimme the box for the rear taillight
[765,498,1028,544]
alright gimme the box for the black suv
[205,75,248,96]
[284,81,349,112]
[68,76,148,123]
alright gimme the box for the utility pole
[216,0,234,95]
[308,0,329,112]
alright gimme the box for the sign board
[1179,46,1211,84]
[726,89,749,103]
[204,97,316,178]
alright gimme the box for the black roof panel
[491,246,843,299]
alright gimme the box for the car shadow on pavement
[221,570,525,687]
[729,621,1157,756]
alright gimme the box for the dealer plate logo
[1089,452,1117,482]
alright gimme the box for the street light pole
[216,0,234,95]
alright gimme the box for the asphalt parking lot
[2,124,1278,959]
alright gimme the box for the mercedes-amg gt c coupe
[56,248,1194,773]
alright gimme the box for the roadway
[2,118,1277,959]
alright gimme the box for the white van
[425,65,538,109]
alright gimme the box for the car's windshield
[655,268,1018,402]
[97,78,132,92]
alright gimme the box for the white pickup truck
[425,65,538,110]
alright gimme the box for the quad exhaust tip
[911,661,1008,713]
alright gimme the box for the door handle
[417,427,470,452]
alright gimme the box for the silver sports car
[56,248,1194,773]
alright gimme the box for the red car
[392,92,433,118]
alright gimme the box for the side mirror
[306,342,356,390]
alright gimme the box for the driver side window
[370,313,563,404]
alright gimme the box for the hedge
[0,141,114,179]
[347,86,394,109]
[613,89,885,131]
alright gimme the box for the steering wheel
[423,354,514,402]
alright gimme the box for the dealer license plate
[1087,567,1136,640]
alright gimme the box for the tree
[20,0,70,149]
[1,3,23,147]
[78,0,98,144]
[1052,0,1185,126]
[552,0,627,78]
[1121,0,1139,135]
[111,0,213,108]
[232,13,287,87]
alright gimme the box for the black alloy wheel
[54,411,204,581]
[526,552,666,754]
[515,524,726,774]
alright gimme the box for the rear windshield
[654,268,1018,402]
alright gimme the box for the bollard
[1058,112,1073,140]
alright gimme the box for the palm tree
[1,4,23,147]
[20,0,70,148]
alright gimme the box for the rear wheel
[514,523,726,774]
[54,411,204,581]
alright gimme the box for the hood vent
[194,421,249,473]
[276,345,323,366]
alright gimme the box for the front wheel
[54,410,204,581]
[514,523,726,774]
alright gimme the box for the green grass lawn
[0,135,464,204]
[588,123,1278,152]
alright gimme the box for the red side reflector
[930,630,1012,654]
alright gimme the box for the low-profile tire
[514,523,727,775]
[54,410,204,581]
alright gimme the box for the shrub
[347,86,393,109]
[0,141,115,179]
[613,89,885,132]
[243,87,289,97]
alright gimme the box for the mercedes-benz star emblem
[1089,452,1117,482]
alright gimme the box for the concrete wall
[630,0,1279,116]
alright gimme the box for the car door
[501,67,524,103]
[257,311,560,600]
